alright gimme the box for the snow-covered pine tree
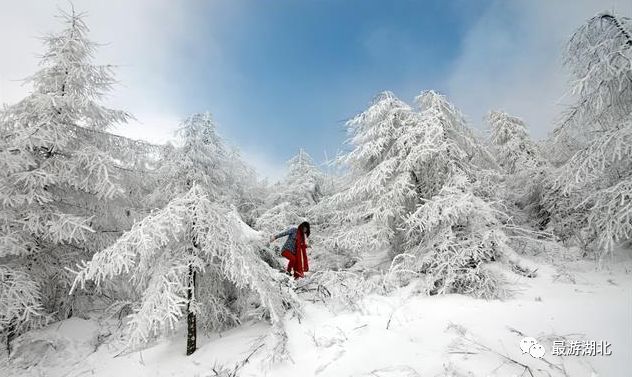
[72,113,300,357]
[0,266,47,355]
[486,111,550,227]
[552,12,632,165]
[256,149,324,234]
[396,92,523,298]
[312,92,416,265]
[544,12,632,258]
[315,91,527,297]
[225,147,266,227]
[487,111,542,175]
[148,112,231,207]
[314,91,493,258]
[0,7,146,345]
[283,148,325,206]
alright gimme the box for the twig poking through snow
[446,323,578,377]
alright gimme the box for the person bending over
[270,221,310,279]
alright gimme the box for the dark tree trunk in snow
[6,322,15,357]
[186,264,197,356]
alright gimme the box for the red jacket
[281,228,308,277]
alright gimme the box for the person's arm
[270,227,294,242]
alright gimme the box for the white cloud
[0,1,275,176]
[239,146,287,183]
[446,0,632,139]
[111,113,181,145]
[4,0,632,175]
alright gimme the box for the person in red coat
[270,221,310,279]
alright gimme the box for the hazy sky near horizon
[1,0,631,180]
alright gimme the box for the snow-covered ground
[2,252,630,377]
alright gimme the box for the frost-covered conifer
[312,92,416,262]
[487,111,542,175]
[544,12,632,257]
[148,112,231,206]
[71,186,299,356]
[400,173,513,298]
[283,149,324,206]
[256,149,324,234]
[316,91,527,297]
[395,93,526,297]
[72,113,300,357]
[315,92,492,258]
[0,7,141,342]
[225,147,265,227]
[0,266,48,354]
[552,12,632,164]
[486,111,550,226]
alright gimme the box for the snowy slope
[2,254,630,377]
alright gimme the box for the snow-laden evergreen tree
[314,92,493,259]
[486,111,550,227]
[147,112,231,207]
[255,149,324,234]
[315,91,529,297]
[552,12,632,165]
[487,111,542,175]
[312,92,416,264]
[225,147,266,227]
[283,149,325,206]
[396,92,528,298]
[72,113,300,357]
[399,172,512,298]
[0,7,151,346]
[0,266,48,354]
[543,11,632,258]
[148,112,262,220]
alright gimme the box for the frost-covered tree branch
[0,7,150,337]
[544,11,632,258]
[71,185,300,356]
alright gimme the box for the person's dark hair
[299,221,310,238]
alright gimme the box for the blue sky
[170,0,491,168]
[1,0,630,179]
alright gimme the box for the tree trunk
[186,264,197,356]
[6,322,15,358]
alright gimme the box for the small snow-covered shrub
[296,270,380,311]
